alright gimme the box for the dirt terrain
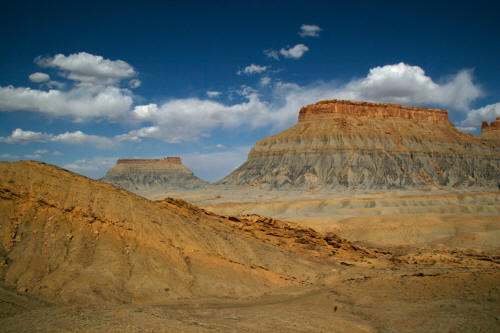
[201,189,500,249]
[0,161,499,332]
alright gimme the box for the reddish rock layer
[299,99,450,123]
[117,157,182,165]
[482,117,500,133]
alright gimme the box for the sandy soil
[1,248,499,332]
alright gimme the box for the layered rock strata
[219,99,500,189]
[101,157,207,193]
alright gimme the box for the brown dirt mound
[0,161,370,305]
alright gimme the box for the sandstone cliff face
[219,100,500,190]
[101,157,207,193]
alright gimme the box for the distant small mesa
[101,157,207,193]
[218,99,500,190]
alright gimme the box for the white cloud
[34,149,49,154]
[0,128,115,149]
[260,76,271,86]
[24,153,42,159]
[113,63,483,144]
[342,63,481,110]
[125,93,271,143]
[299,24,322,38]
[35,52,136,84]
[182,146,251,182]
[128,79,141,88]
[53,131,115,148]
[237,64,268,75]
[63,156,118,178]
[0,85,133,121]
[206,90,221,98]
[280,44,309,59]
[0,153,19,160]
[459,102,500,132]
[29,72,50,83]
[264,49,280,60]
[52,151,63,156]
[215,143,225,148]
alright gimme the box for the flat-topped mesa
[481,117,500,133]
[298,99,450,123]
[219,99,500,190]
[101,156,207,193]
[117,157,182,165]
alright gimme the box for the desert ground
[1,162,499,332]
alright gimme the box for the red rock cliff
[298,99,450,123]
[481,117,500,133]
[117,157,182,165]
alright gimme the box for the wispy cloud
[299,24,322,38]
[0,128,116,149]
[264,49,280,60]
[0,153,19,160]
[182,146,252,182]
[206,90,222,98]
[63,156,118,178]
[237,64,268,75]
[29,72,50,83]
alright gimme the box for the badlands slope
[101,157,207,195]
[219,100,500,189]
[1,161,499,332]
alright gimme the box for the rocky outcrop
[101,157,207,193]
[219,99,500,190]
[481,117,500,141]
[299,99,450,123]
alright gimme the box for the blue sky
[1,1,499,181]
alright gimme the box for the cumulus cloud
[237,64,268,75]
[124,93,272,143]
[264,49,280,60]
[35,52,136,84]
[206,90,221,98]
[109,63,484,143]
[0,85,133,121]
[0,128,115,149]
[299,24,322,38]
[342,63,481,110]
[29,72,50,83]
[182,146,251,182]
[459,102,500,132]
[280,44,309,59]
